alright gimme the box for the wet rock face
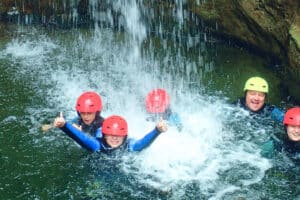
[0,0,90,26]
[288,16,300,73]
[188,0,299,75]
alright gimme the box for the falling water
[0,0,295,199]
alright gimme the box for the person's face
[104,135,126,148]
[79,112,96,125]
[287,125,300,142]
[245,90,266,112]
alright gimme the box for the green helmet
[244,77,269,93]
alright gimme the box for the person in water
[145,88,183,131]
[53,114,167,153]
[70,91,105,134]
[261,107,300,160]
[234,76,284,122]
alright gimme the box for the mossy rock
[290,24,300,50]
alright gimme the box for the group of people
[233,76,300,160]
[53,88,181,153]
[51,76,300,161]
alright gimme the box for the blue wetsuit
[60,122,162,152]
[235,97,284,123]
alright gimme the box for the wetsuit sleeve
[270,107,284,123]
[60,122,101,152]
[128,127,161,152]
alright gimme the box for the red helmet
[75,91,102,112]
[102,115,128,136]
[283,107,300,126]
[145,88,170,113]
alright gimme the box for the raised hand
[53,112,66,128]
[156,117,168,133]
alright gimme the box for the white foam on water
[122,98,272,198]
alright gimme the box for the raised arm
[128,119,167,152]
[60,122,101,152]
[53,112,101,152]
[128,127,161,152]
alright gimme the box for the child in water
[52,91,105,151]
[145,88,182,131]
[54,114,167,153]
[234,76,284,122]
[71,91,105,134]
[261,107,300,160]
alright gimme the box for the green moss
[290,24,300,49]
[199,9,219,19]
[188,0,220,20]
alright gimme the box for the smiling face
[287,125,300,142]
[79,112,97,125]
[245,90,266,112]
[104,135,126,148]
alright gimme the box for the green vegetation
[290,24,300,49]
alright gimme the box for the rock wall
[188,0,299,72]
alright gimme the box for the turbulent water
[0,1,299,200]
